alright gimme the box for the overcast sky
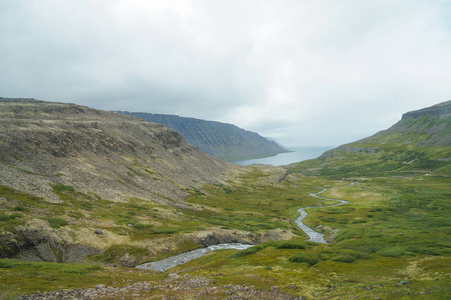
[1,1,451,147]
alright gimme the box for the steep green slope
[288,100,451,178]
[117,112,289,161]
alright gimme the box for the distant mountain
[287,100,451,178]
[116,112,289,161]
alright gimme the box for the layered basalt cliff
[402,100,451,119]
[118,112,289,161]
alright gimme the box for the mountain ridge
[117,111,289,161]
[0,98,233,205]
[401,100,451,120]
[361,99,451,146]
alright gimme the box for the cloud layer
[1,0,451,146]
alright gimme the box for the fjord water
[233,146,334,166]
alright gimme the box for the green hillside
[288,100,451,178]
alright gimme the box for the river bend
[294,183,352,243]
[136,183,353,271]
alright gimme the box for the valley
[2,174,449,299]
[0,99,450,299]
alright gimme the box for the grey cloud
[1,1,451,147]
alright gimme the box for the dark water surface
[232,146,334,166]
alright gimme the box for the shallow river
[135,243,252,272]
[294,184,351,243]
[136,184,352,271]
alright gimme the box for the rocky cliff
[117,112,289,161]
[401,100,451,120]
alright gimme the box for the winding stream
[136,183,352,271]
[295,183,352,243]
[135,243,253,272]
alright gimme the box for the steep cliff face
[118,112,289,161]
[287,100,451,177]
[401,100,451,120]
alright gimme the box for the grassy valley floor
[1,167,450,299]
